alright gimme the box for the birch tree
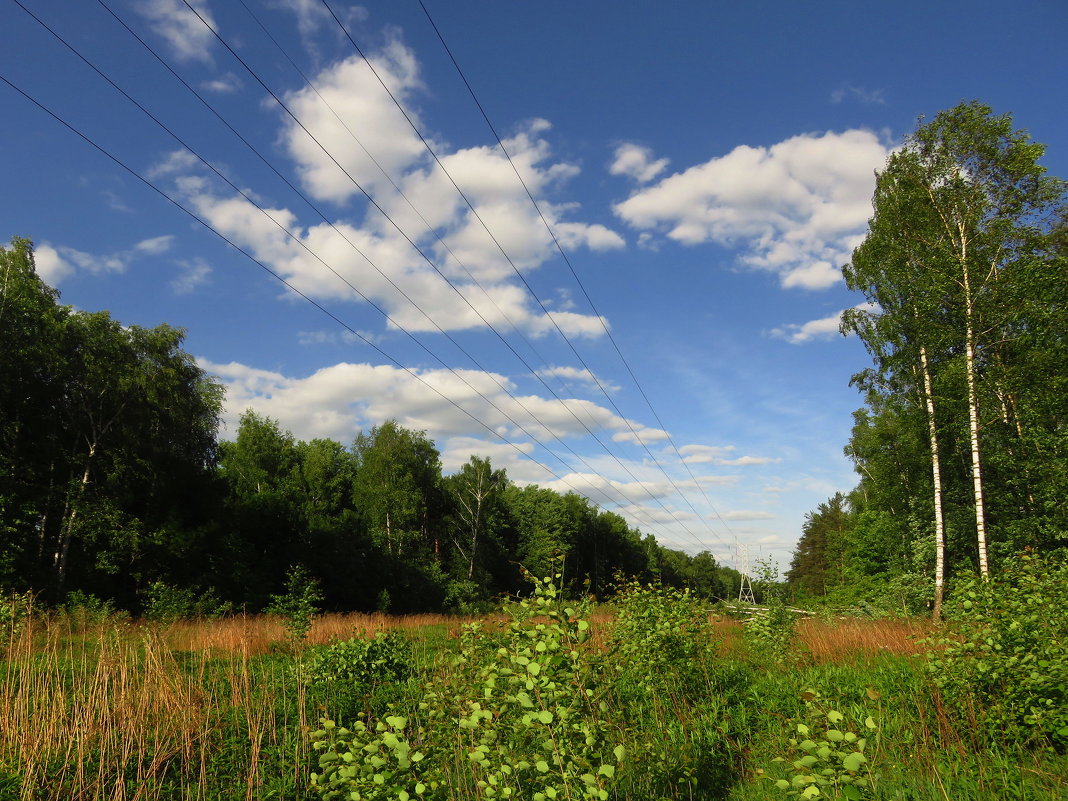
[845,101,1065,583]
[446,455,506,580]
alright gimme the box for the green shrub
[141,580,229,622]
[766,693,878,800]
[266,565,323,643]
[308,632,412,691]
[744,560,800,666]
[307,631,413,722]
[745,591,798,666]
[61,590,126,625]
[608,580,716,697]
[924,551,1068,749]
[310,573,624,801]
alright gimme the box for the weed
[266,565,324,645]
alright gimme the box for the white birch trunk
[961,239,990,578]
[919,346,947,621]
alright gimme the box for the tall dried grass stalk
[0,613,313,801]
[797,616,927,662]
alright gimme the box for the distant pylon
[737,543,756,604]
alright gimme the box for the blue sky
[2,0,1066,566]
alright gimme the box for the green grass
[2,603,1066,800]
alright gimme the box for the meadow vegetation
[2,557,1066,801]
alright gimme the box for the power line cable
[169,0,714,546]
[416,0,745,555]
[319,0,735,554]
[88,0,678,530]
[0,68,681,531]
[226,0,687,529]
[8,4,699,543]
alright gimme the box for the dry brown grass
[162,612,465,655]
[797,616,928,662]
[581,609,926,663]
[698,613,928,663]
[0,608,473,799]
[1,612,311,801]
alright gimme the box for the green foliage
[807,102,1068,613]
[924,552,1068,748]
[0,590,32,642]
[745,562,798,665]
[141,581,229,622]
[766,694,878,800]
[609,579,716,697]
[266,565,323,643]
[352,420,444,560]
[746,603,798,665]
[307,632,413,722]
[311,715,433,800]
[310,573,623,801]
[61,590,126,625]
[787,494,852,598]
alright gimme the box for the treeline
[0,237,738,613]
[787,102,1067,615]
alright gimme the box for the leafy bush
[745,560,800,665]
[61,590,126,625]
[308,632,412,691]
[310,573,624,801]
[608,580,716,697]
[266,565,323,643]
[141,581,229,622]
[766,692,878,800]
[307,632,413,722]
[924,552,1068,748]
[746,602,798,665]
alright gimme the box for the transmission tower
[737,543,756,604]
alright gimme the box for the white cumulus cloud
[609,143,670,184]
[32,235,175,287]
[32,244,74,286]
[199,358,672,451]
[612,129,891,289]
[151,38,623,340]
[770,302,875,344]
[137,0,218,64]
[679,444,779,466]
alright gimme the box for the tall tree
[844,101,1066,587]
[352,421,443,558]
[786,493,851,597]
[843,147,956,616]
[0,238,68,588]
[0,238,222,599]
[445,455,506,580]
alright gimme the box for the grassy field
[1,595,1065,801]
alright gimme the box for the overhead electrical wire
[316,0,737,555]
[0,71,680,533]
[224,0,693,533]
[5,0,736,555]
[6,3,700,544]
[169,0,718,548]
[89,0,675,532]
[414,0,745,552]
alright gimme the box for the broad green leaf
[842,752,867,772]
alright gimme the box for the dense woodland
[3,103,1066,621]
[786,103,1067,616]
[0,244,738,613]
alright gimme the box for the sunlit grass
[1,607,1063,801]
